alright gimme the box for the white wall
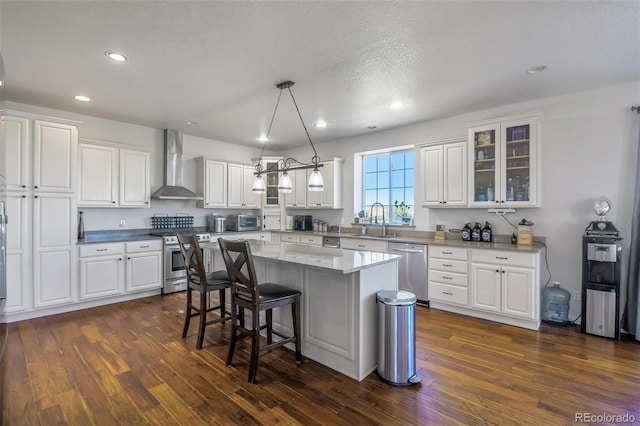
[282,80,640,318]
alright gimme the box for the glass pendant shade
[252,175,266,193]
[278,172,293,193]
[308,169,324,191]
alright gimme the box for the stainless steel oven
[158,232,211,294]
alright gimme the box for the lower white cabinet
[340,237,388,253]
[428,246,541,330]
[78,240,162,300]
[125,241,163,292]
[428,246,468,306]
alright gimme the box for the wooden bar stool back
[177,234,232,349]
[218,238,301,383]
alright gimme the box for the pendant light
[252,81,324,194]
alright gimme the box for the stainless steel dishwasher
[388,243,428,306]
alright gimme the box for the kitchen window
[359,148,414,223]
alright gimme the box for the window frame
[354,145,415,224]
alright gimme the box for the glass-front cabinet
[468,113,540,207]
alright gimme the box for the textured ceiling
[1,1,638,151]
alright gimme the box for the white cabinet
[281,233,301,243]
[468,113,541,207]
[78,143,150,208]
[284,169,308,208]
[119,149,150,207]
[78,243,125,300]
[196,158,227,208]
[428,246,468,306]
[470,249,537,321]
[228,163,259,208]
[78,240,162,300]
[340,237,388,253]
[421,140,467,207]
[306,158,344,209]
[124,241,163,292]
[2,115,78,311]
[299,235,323,246]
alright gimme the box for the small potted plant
[394,200,412,224]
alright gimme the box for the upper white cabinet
[228,163,259,208]
[284,169,308,208]
[306,158,344,209]
[420,140,467,207]
[33,120,78,193]
[467,113,541,207]
[78,142,150,208]
[196,158,227,208]
[1,115,30,191]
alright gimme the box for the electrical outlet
[573,291,581,302]
[341,218,345,225]
[119,219,126,228]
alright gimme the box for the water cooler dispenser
[581,197,622,340]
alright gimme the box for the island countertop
[201,240,401,274]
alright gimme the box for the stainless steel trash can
[376,290,421,386]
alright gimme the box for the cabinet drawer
[340,238,388,253]
[429,258,467,274]
[471,249,535,268]
[300,235,322,246]
[429,282,468,306]
[126,240,163,253]
[429,270,468,287]
[281,234,301,243]
[79,243,124,257]
[429,246,467,261]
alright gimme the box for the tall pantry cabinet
[1,114,78,313]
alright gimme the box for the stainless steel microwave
[226,214,262,231]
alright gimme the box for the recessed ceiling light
[186,121,198,125]
[258,135,268,143]
[0,80,3,87]
[74,95,90,102]
[390,101,404,109]
[314,120,327,128]
[105,51,128,62]
[526,65,547,74]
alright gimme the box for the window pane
[391,152,404,170]
[377,171,389,189]
[391,170,404,188]
[364,173,377,190]
[364,156,378,174]
[377,154,389,172]
[365,190,377,206]
[404,151,414,167]
[405,169,414,186]
[405,191,414,205]
[376,190,389,206]
[391,188,404,205]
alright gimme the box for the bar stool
[218,238,301,383]
[177,234,232,350]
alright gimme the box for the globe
[593,196,612,219]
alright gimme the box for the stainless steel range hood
[151,129,204,200]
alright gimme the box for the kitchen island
[201,240,400,381]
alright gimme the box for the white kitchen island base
[203,241,400,381]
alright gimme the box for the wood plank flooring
[4,293,640,425]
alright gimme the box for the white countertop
[201,240,401,274]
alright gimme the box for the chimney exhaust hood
[151,129,204,200]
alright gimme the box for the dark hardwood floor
[4,293,640,425]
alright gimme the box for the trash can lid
[376,290,416,305]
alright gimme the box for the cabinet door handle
[442,276,452,280]
[112,201,116,204]
[145,201,149,204]
[442,251,452,255]
[496,256,508,260]
[140,245,149,248]
[496,269,500,273]
[442,291,453,296]
[22,185,26,188]
[34,195,38,198]
[442,264,452,267]
[502,270,505,274]
[443,201,447,204]
[22,195,26,198]
[97,248,108,252]
[34,186,38,189]
[358,244,365,248]
[119,258,122,261]
[127,257,131,260]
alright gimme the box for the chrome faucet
[370,202,387,236]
